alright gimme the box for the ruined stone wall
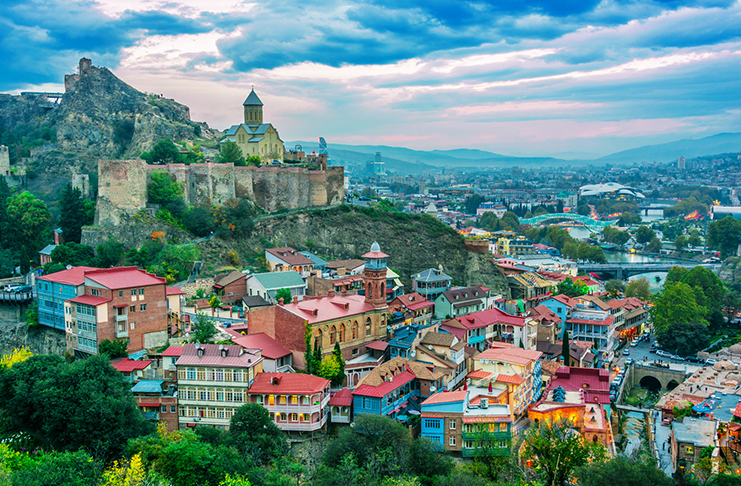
[96,159,147,226]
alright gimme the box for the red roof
[68,294,111,306]
[496,374,526,385]
[366,340,388,351]
[440,324,466,341]
[362,251,389,259]
[405,301,434,311]
[353,370,416,398]
[475,344,542,365]
[329,388,353,407]
[113,359,152,372]
[85,266,166,290]
[138,402,161,408]
[166,287,184,295]
[231,333,291,359]
[549,294,578,307]
[566,316,614,326]
[161,346,184,357]
[38,266,99,286]
[281,294,376,325]
[249,373,330,394]
[457,308,525,329]
[422,390,468,405]
[467,370,493,379]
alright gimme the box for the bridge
[624,363,692,392]
[0,290,33,304]
[578,262,719,280]
[519,213,615,231]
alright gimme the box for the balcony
[115,314,127,322]
[461,446,509,458]
[462,430,511,441]
[142,411,159,421]
[262,394,330,414]
[276,413,328,432]
[116,329,129,338]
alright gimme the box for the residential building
[505,272,556,314]
[176,343,263,430]
[497,237,535,256]
[230,332,294,372]
[113,357,154,383]
[528,367,614,453]
[417,332,467,390]
[388,292,434,328]
[247,373,331,432]
[37,266,97,331]
[161,345,183,382]
[329,388,353,424]
[344,340,387,388]
[412,268,453,301]
[440,308,537,351]
[213,271,247,304]
[299,251,328,272]
[166,287,185,336]
[241,295,272,312]
[527,304,560,346]
[64,267,169,357]
[39,244,56,266]
[325,259,365,276]
[245,271,306,303]
[434,286,491,320]
[537,340,597,368]
[563,301,616,365]
[476,202,507,218]
[389,323,435,360]
[671,419,718,472]
[541,294,579,335]
[131,379,178,432]
[386,268,404,301]
[265,247,315,274]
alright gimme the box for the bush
[184,207,216,237]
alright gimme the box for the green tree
[217,141,246,166]
[625,278,651,301]
[148,170,184,204]
[7,450,102,486]
[464,195,483,215]
[605,279,625,297]
[214,199,257,240]
[332,341,346,387]
[522,420,607,486]
[408,438,453,483]
[656,321,710,357]
[96,237,124,267]
[227,403,287,465]
[650,282,708,335]
[688,230,702,248]
[562,329,570,365]
[246,156,261,167]
[50,242,95,267]
[577,204,591,216]
[635,225,655,244]
[0,354,153,461]
[7,191,52,256]
[304,323,317,375]
[723,290,741,320]
[707,215,741,259]
[316,355,341,381]
[675,234,688,252]
[666,266,689,283]
[191,312,217,343]
[0,177,14,250]
[141,138,182,165]
[98,338,129,358]
[59,183,87,243]
[184,206,216,237]
[558,278,589,297]
[680,266,725,315]
[534,206,549,216]
[577,456,674,486]
[647,236,662,253]
[500,211,520,231]
[275,288,292,304]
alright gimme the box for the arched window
[352,321,358,339]
[381,282,385,295]
[315,328,323,349]
[330,325,336,345]
[365,318,372,336]
[339,324,345,343]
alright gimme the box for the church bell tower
[243,88,263,125]
[363,241,388,309]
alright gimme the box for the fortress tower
[363,241,389,309]
[0,145,9,177]
[243,89,263,126]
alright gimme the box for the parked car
[623,349,630,356]
[630,341,639,347]
[672,355,685,361]
[612,377,622,387]
[13,285,31,294]
[706,359,718,365]
[687,356,702,363]
[3,283,20,292]
[656,350,670,358]
[625,358,634,366]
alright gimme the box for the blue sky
[2,0,740,158]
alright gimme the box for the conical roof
[243,89,263,106]
[363,241,389,259]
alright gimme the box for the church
[223,89,285,164]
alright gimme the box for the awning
[138,402,160,408]
[187,423,196,427]
[113,304,128,308]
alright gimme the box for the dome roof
[370,241,381,253]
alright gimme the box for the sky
[2,0,741,159]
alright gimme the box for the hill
[598,132,741,164]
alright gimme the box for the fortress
[95,159,344,227]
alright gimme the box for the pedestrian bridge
[0,290,33,305]
[520,213,615,231]
[578,262,719,280]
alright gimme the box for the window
[139,288,145,295]
[90,289,100,296]
[130,322,135,330]
[302,396,310,405]
[291,396,298,404]
[216,391,224,401]
[130,306,135,312]
[449,436,456,446]
[226,391,233,402]
[200,391,207,400]
[280,413,287,421]
[449,419,456,430]
[291,413,298,422]
[119,291,123,297]
[302,413,310,422]
[197,369,206,381]
[280,395,286,404]
[161,406,167,413]
[170,405,176,413]
[215,369,224,381]
[234,370,243,382]
[131,290,136,296]
[187,368,196,380]
[140,304,147,311]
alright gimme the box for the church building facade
[223,89,285,164]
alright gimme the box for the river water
[621,411,646,455]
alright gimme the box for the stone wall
[0,320,67,357]
[181,278,216,297]
[95,159,148,227]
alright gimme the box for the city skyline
[2,0,740,158]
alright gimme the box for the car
[630,341,638,347]
[625,358,634,366]
[687,356,702,363]
[612,377,622,387]
[13,285,31,294]
[3,283,20,292]
[656,350,670,358]
[706,359,718,365]
[672,355,685,361]
[623,349,630,356]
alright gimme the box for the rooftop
[281,294,376,325]
[85,266,166,290]
[673,419,717,447]
[230,332,291,359]
[175,343,261,368]
[68,294,111,306]
[113,358,152,373]
[266,247,315,266]
[38,266,99,286]
[329,388,353,407]
[421,390,468,405]
[474,343,543,366]
[412,268,452,283]
[249,372,330,395]
[249,271,305,290]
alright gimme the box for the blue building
[540,294,578,337]
[412,268,452,301]
[36,266,97,330]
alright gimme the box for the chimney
[278,298,284,305]
[220,344,227,357]
[318,291,322,298]
[328,289,335,297]
[292,295,298,303]
[341,289,347,297]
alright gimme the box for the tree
[647,236,662,253]
[657,321,711,357]
[317,355,341,382]
[500,211,520,231]
[59,183,87,243]
[217,141,246,166]
[651,282,708,335]
[724,290,741,319]
[148,170,184,205]
[0,354,153,461]
[50,242,95,267]
[275,288,292,304]
[464,195,483,215]
[558,278,589,297]
[96,237,124,267]
[680,266,725,315]
[408,438,453,483]
[184,206,216,237]
[605,279,625,297]
[562,330,570,365]
[675,234,688,252]
[141,138,182,165]
[191,312,218,343]
[521,420,606,486]
[688,230,702,248]
[332,341,345,387]
[7,450,102,486]
[707,215,741,259]
[577,204,591,216]
[227,403,287,465]
[0,346,33,369]
[577,456,674,486]
[635,225,655,244]
[625,278,651,301]
[246,156,261,167]
[667,266,689,283]
[99,339,129,358]
[7,191,52,256]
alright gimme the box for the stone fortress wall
[95,159,344,227]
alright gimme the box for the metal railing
[0,291,33,303]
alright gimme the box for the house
[563,301,616,365]
[540,294,579,334]
[344,340,387,388]
[434,286,491,320]
[176,343,263,430]
[325,259,365,276]
[161,345,183,382]
[572,275,600,294]
[64,267,169,357]
[131,380,178,432]
[166,287,185,336]
[248,242,390,370]
[37,266,98,331]
[265,247,315,274]
[213,271,247,304]
[299,251,328,272]
[230,332,293,372]
[412,268,452,301]
[113,357,153,383]
[527,304,560,346]
[672,419,718,472]
[440,308,536,351]
[537,340,597,368]
[505,272,556,314]
[386,268,404,301]
[388,323,435,360]
[329,388,353,424]
[247,373,331,432]
[388,292,434,327]
[240,295,272,312]
[245,271,306,303]
[420,389,512,457]
[417,332,467,390]
[39,244,56,266]
[606,297,650,341]
[528,367,615,453]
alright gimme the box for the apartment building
[247,373,331,432]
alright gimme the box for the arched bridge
[519,213,615,231]
[625,364,691,392]
[578,262,719,280]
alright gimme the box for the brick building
[247,373,331,432]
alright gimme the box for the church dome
[370,241,381,253]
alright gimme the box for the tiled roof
[243,89,263,106]
[242,295,271,308]
[249,372,330,394]
[528,305,560,322]
[131,380,164,393]
[468,370,493,379]
[354,370,416,398]
[231,333,291,359]
[475,344,542,366]
[39,244,56,256]
[175,344,261,368]
[366,340,388,351]
[250,271,305,290]
[412,268,452,283]
[439,323,466,341]
[329,388,353,407]
[457,308,526,329]
[496,374,526,385]
[326,259,365,271]
[38,266,99,286]
[166,287,184,295]
[422,390,467,405]
[85,266,166,290]
[161,346,184,357]
[266,247,315,266]
[68,294,111,306]
[299,251,328,266]
[440,286,490,304]
[113,359,152,372]
[214,271,246,288]
[281,294,376,325]
[420,332,456,348]
[549,294,579,307]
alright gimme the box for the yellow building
[223,89,284,164]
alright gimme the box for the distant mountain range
[288,132,741,174]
